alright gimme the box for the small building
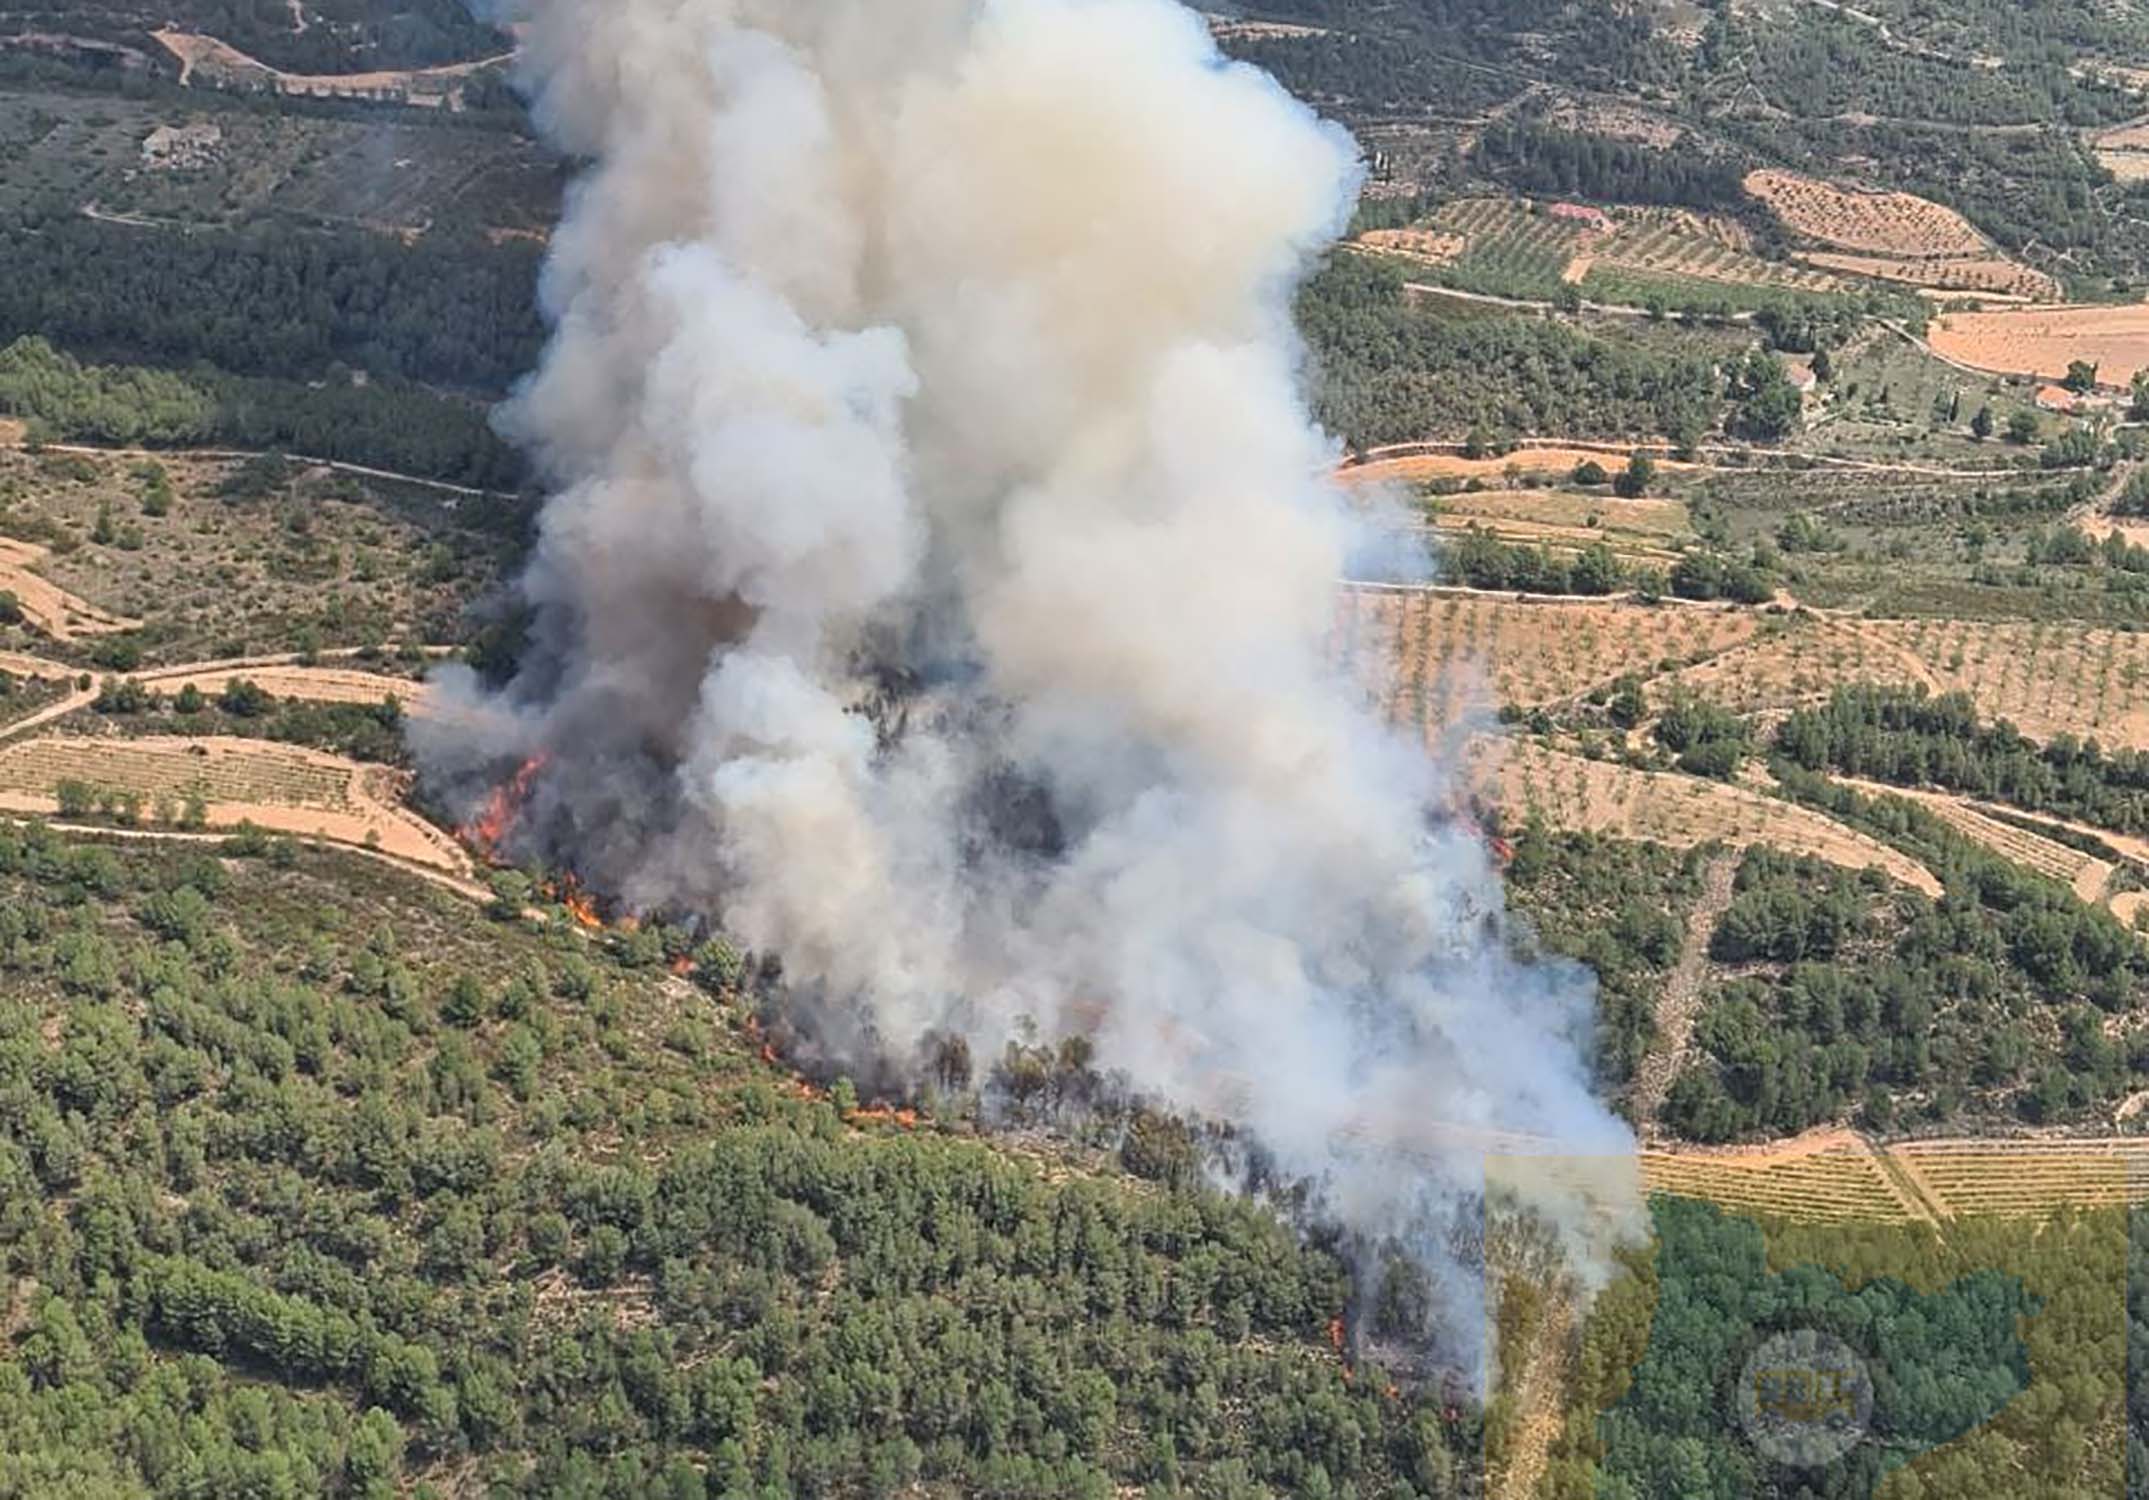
[1547,202,1616,234]
[2035,384,2080,414]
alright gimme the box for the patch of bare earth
[0,539,141,641]
[1928,302,2149,387]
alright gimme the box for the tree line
[0,337,522,487]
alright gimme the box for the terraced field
[1639,1132,1924,1224]
[1891,1139,2149,1218]
[1591,213,1844,295]
[139,664,439,714]
[1862,618,2149,749]
[1654,614,2149,752]
[1338,588,1763,728]
[0,735,468,875]
[1744,169,1989,257]
[1800,251,2059,302]
[1476,740,1945,895]
[1833,777,2115,902]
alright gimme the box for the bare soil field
[1341,588,1763,729]
[0,735,469,875]
[0,538,141,640]
[1799,250,2060,302]
[1473,738,1944,896]
[1928,302,2149,388]
[1744,169,1990,257]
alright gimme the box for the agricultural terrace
[138,664,441,715]
[1340,447,1693,487]
[1743,168,1990,257]
[2093,119,2149,185]
[1640,1133,2149,1224]
[1860,617,2149,748]
[1352,228,1464,269]
[1422,488,1691,566]
[1471,739,1944,896]
[1835,777,2115,903]
[1654,614,2149,752]
[1927,302,2149,388]
[1584,209,1845,297]
[1646,614,1937,718]
[1336,588,1763,729]
[1890,1139,2149,1218]
[1409,197,1595,299]
[1800,251,2059,302]
[0,735,468,876]
[1638,1131,1924,1224]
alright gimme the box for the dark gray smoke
[421,0,1637,1361]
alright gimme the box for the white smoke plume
[428,0,1637,1357]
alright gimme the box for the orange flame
[563,888,603,931]
[670,956,696,978]
[462,753,549,862]
[848,1105,920,1129]
[1328,1317,1345,1355]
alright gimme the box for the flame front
[462,753,550,863]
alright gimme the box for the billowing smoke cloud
[427,0,1635,1357]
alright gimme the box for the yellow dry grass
[1744,168,1989,257]
[1473,739,1945,895]
[1928,302,2149,388]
